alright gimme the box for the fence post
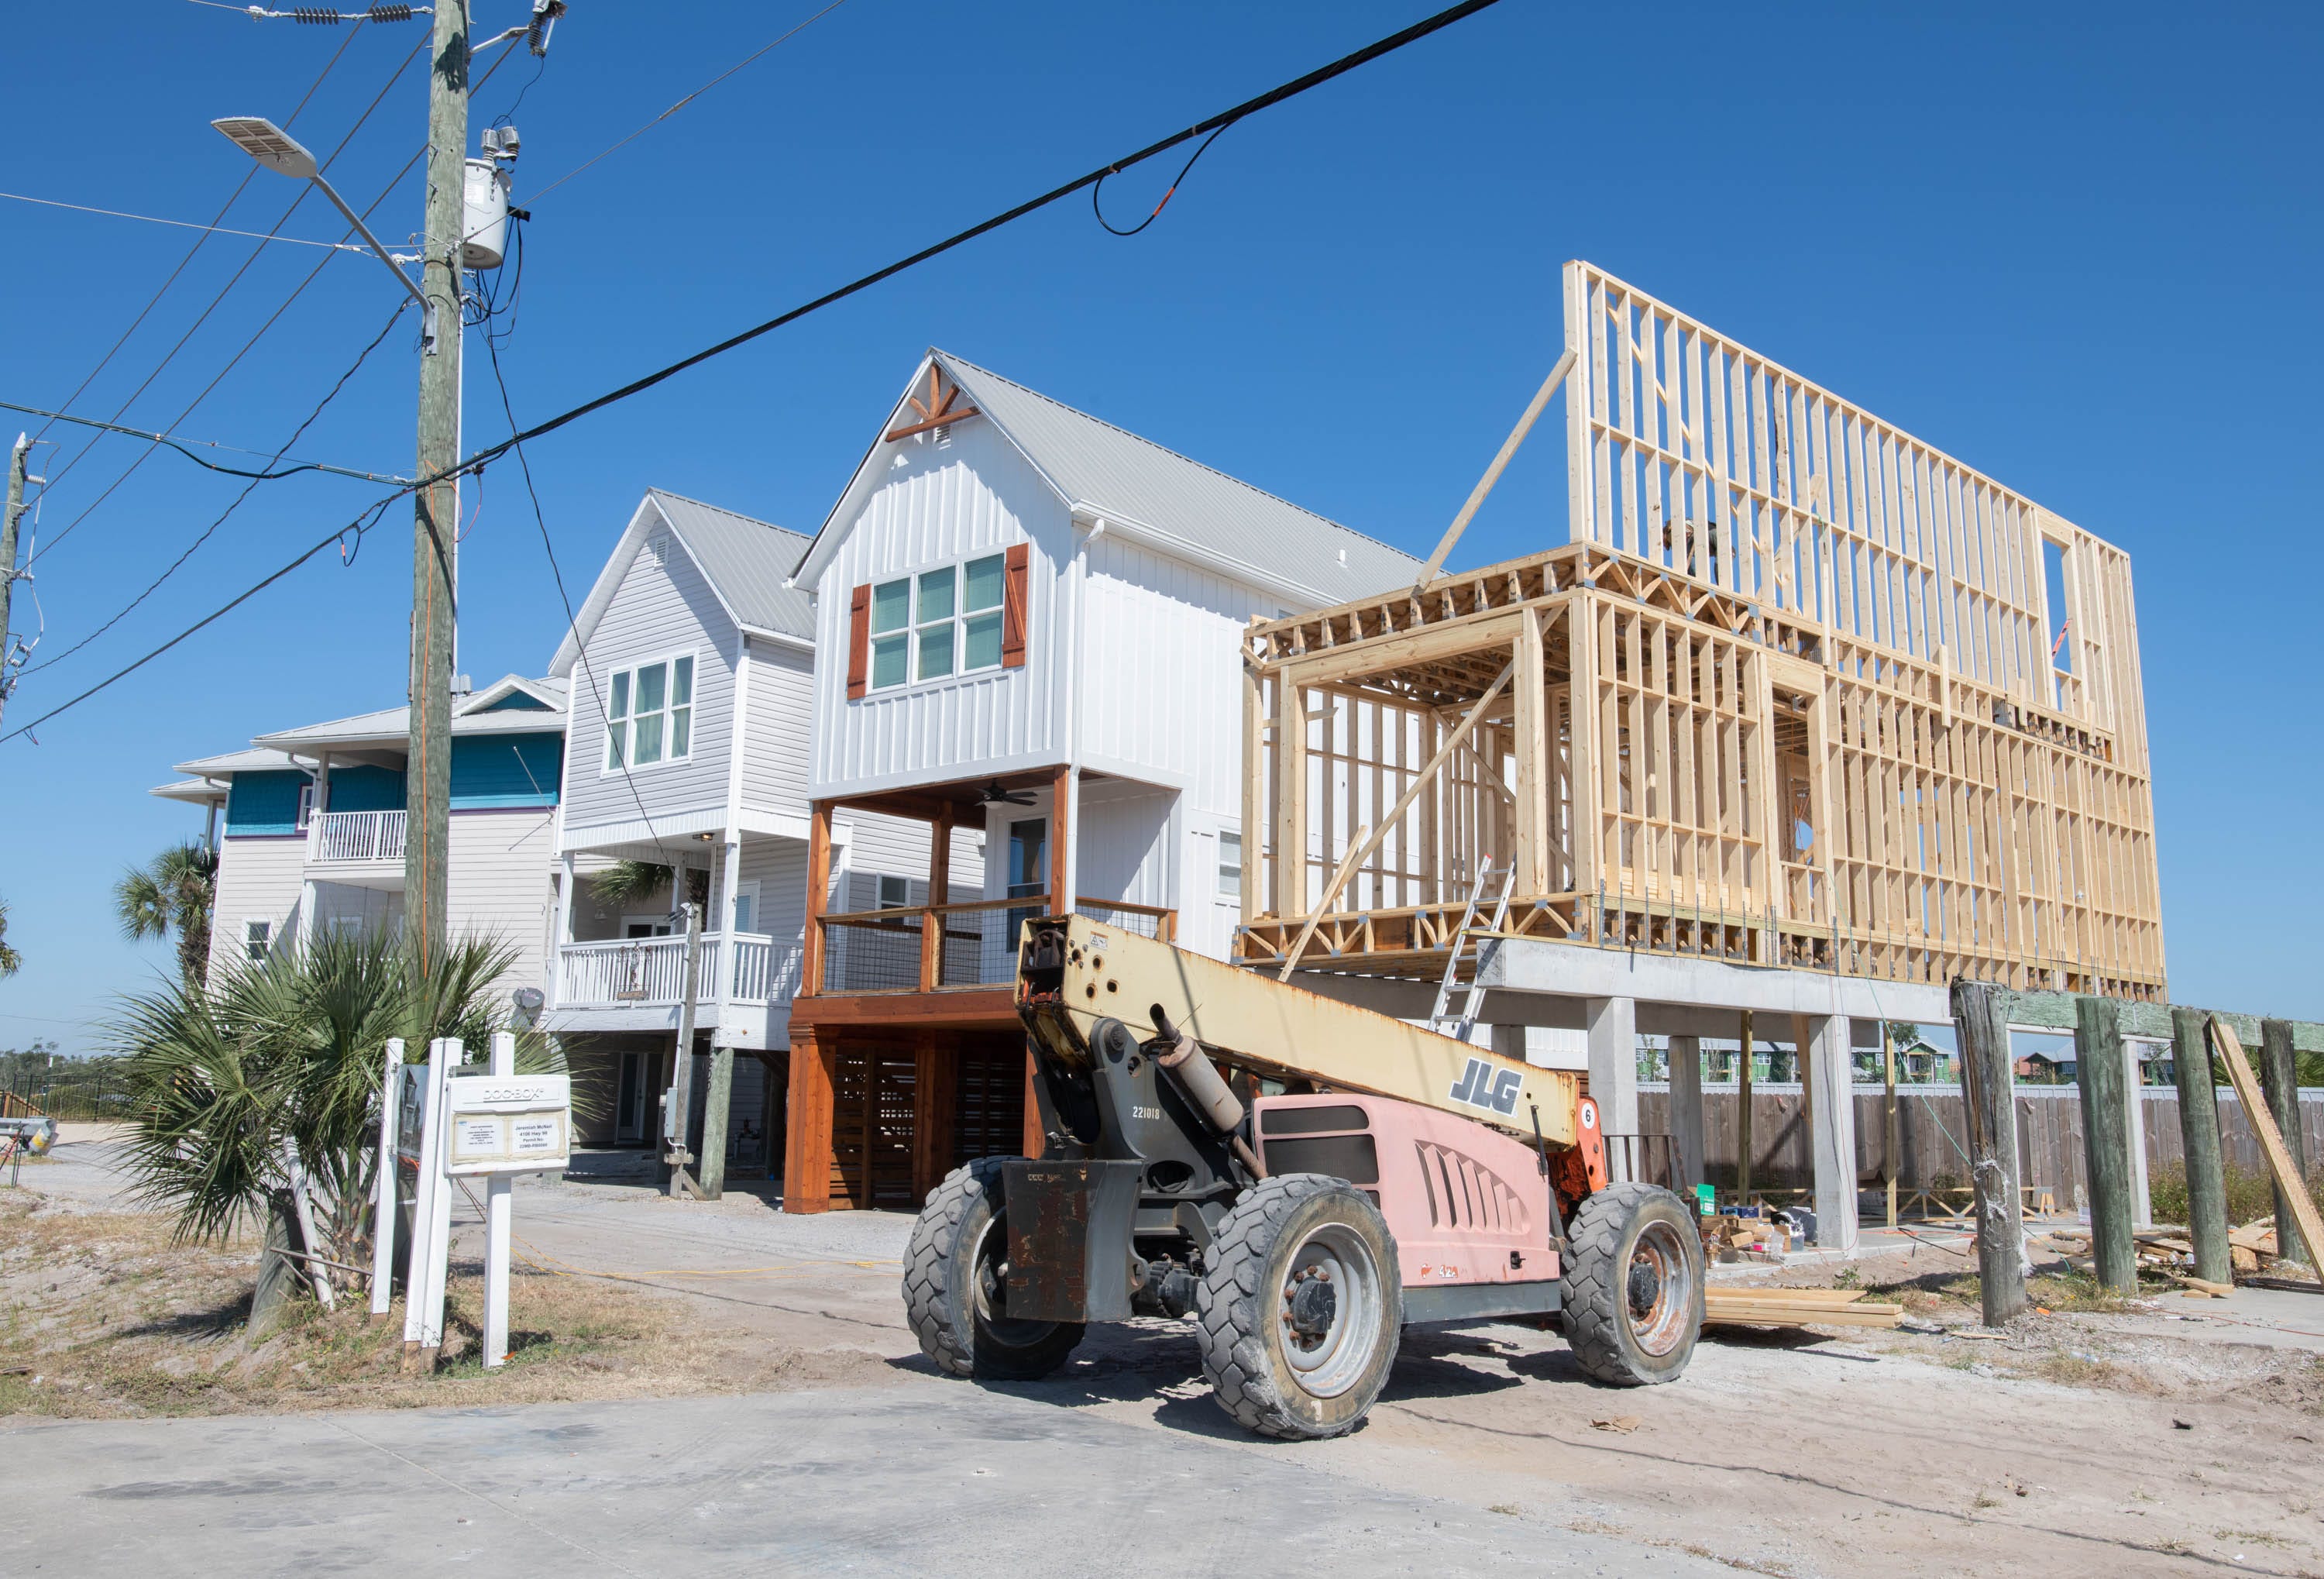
[1951,979,2028,1326]
[2074,996,2137,1293]
[2260,1019,2312,1268]
[2170,1006,2232,1285]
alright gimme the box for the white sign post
[444,1042,571,1371]
[367,1037,404,1322]
[400,1037,461,1369]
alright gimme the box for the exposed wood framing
[1239,266,2163,1001]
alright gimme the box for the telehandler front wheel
[1195,1174,1402,1440]
[902,1158,1085,1381]
[1559,1181,1703,1385]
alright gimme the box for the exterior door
[614,1050,648,1144]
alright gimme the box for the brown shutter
[1001,543,1030,669]
[846,584,871,699]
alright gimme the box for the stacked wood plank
[1701,1286,1904,1330]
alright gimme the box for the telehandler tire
[1195,1173,1401,1440]
[1559,1181,1703,1386]
[902,1158,1085,1381]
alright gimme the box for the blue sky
[1,2,2317,1055]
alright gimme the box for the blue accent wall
[325,764,406,813]
[223,769,311,836]
[450,733,562,808]
[474,690,553,713]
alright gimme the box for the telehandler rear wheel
[1195,1174,1402,1440]
[1559,1181,1703,1385]
[902,1158,1085,1381]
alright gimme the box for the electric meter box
[462,158,511,269]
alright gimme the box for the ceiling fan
[978,779,1038,807]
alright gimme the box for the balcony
[307,809,407,865]
[553,931,786,1010]
[815,896,1174,996]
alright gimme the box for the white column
[2125,1037,2153,1229]
[1585,996,1638,1182]
[297,878,318,953]
[550,851,577,1007]
[1667,1033,1703,1196]
[1805,1014,1860,1257]
[713,834,744,1044]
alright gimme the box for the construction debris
[1701,1286,1905,1330]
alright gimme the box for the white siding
[1074,779,1174,909]
[737,838,808,1016]
[810,421,1071,796]
[836,810,986,902]
[208,836,306,986]
[562,531,737,834]
[739,636,814,818]
[448,807,560,994]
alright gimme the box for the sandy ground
[12,1127,2324,1577]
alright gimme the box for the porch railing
[553,931,784,1010]
[307,809,407,864]
[816,896,1177,996]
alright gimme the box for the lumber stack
[1701,1286,1904,1330]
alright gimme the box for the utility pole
[406,1,469,973]
[0,433,30,731]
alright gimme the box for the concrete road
[5,1382,1725,1578]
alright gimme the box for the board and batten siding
[562,530,737,833]
[739,636,815,819]
[810,421,1068,796]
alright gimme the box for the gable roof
[252,676,569,753]
[550,490,813,675]
[795,351,1423,606]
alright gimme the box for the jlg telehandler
[902,913,1704,1439]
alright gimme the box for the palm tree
[112,928,545,1325]
[0,895,19,979]
[589,859,708,910]
[115,844,217,988]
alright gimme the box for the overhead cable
[0,399,405,486]
[0,191,411,257]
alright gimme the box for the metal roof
[647,489,815,641]
[935,352,1422,603]
[151,777,231,803]
[169,746,304,776]
[252,674,568,752]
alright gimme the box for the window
[244,919,272,962]
[877,874,911,911]
[296,783,315,831]
[1217,831,1243,898]
[868,552,1008,690]
[624,915,674,938]
[604,654,694,772]
[731,880,760,935]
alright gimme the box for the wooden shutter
[845,584,871,699]
[1001,544,1030,669]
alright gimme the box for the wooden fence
[1638,1084,2324,1202]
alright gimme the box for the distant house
[153,676,568,996]
[2015,1048,2074,1083]
[1898,1037,1955,1083]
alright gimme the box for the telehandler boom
[902,913,1705,1440]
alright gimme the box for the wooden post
[1050,763,1074,916]
[1736,1009,1754,1204]
[2211,1018,2324,1271]
[921,817,951,992]
[782,1025,835,1214]
[912,1031,952,1203]
[2169,1006,2232,1286]
[1512,614,1551,896]
[1022,1047,1045,1160]
[1883,1021,1899,1230]
[1951,979,2028,1326]
[799,800,834,998]
[665,900,705,1199]
[699,1040,734,1201]
[2074,996,2137,1292]
[2260,1019,2312,1267]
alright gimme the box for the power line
[27,22,366,454]
[18,298,411,679]
[2,0,1506,745]
[31,33,426,526]
[522,0,854,208]
[452,0,1505,486]
[0,399,404,486]
[0,190,407,256]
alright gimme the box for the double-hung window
[604,654,695,771]
[868,553,1007,690]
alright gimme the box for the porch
[304,809,407,879]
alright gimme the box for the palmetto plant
[114,843,218,989]
[588,859,709,911]
[112,928,546,1320]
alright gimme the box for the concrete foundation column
[1585,996,1639,1182]
[1667,1034,1703,1195]
[1803,1013,1859,1256]
[2125,1037,2153,1229]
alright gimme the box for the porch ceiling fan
[977,779,1038,807]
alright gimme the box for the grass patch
[2149,1160,2324,1230]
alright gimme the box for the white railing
[553,932,784,1010]
[308,809,407,864]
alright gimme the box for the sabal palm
[115,844,217,987]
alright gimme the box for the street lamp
[211,116,435,349]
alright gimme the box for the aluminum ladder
[1428,856,1517,1044]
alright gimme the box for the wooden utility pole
[1951,979,2028,1326]
[2074,996,2137,1292]
[2168,1006,2232,1286]
[1736,1009,1754,1204]
[0,433,29,731]
[665,898,703,1198]
[404,0,469,972]
[2259,1019,2311,1267]
[699,1034,734,1202]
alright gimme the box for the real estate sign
[444,1074,572,1176]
